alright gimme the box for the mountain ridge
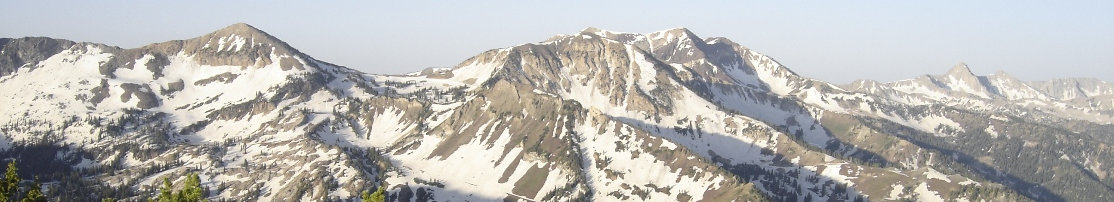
[0,23,1111,201]
[403,26,1113,200]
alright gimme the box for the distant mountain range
[1,23,1111,201]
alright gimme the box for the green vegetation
[0,161,45,202]
[949,184,1030,202]
[858,106,1113,201]
[151,173,207,202]
[361,186,385,202]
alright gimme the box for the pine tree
[362,186,385,202]
[0,170,6,201]
[157,177,175,202]
[1,161,20,201]
[19,177,44,202]
[152,173,207,202]
[180,173,203,201]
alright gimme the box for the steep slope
[551,28,1114,201]
[1,24,1112,202]
[842,64,1114,201]
[393,27,1036,201]
[0,24,769,201]
[0,37,78,77]
[844,63,1114,124]
[1029,78,1114,100]
[0,23,386,201]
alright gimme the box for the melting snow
[923,168,951,182]
[914,182,944,202]
[985,125,999,138]
[887,184,905,200]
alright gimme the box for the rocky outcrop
[0,37,77,77]
[1,24,1111,201]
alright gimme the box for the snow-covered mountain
[1,23,1111,201]
[843,62,1114,124]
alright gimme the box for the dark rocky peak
[0,37,78,77]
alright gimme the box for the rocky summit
[1,23,1112,201]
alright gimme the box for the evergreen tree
[157,177,175,202]
[362,186,385,202]
[152,173,207,202]
[1,161,20,201]
[19,177,43,202]
[179,173,203,201]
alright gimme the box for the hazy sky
[3,1,1112,83]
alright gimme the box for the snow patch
[984,125,999,138]
[914,182,944,202]
[924,168,951,182]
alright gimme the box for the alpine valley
[1,23,1112,201]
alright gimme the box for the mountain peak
[659,27,693,34]
[577,27,638,37]
[202,23,280,42]
[946,62,974,77]
[579,27,605,34]
[187,22,301,55]
[650,27,696,38]
[991,70,1012,77]
[225,23,257,30]
[132,22,308,69]
[578,27,614,37]
[212,23,265,35]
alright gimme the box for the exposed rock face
[0,37,77,77]
[0,23,378,201]
[1,24,1112,202]
[118,83,160,109]
[1028,78,1114,100]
